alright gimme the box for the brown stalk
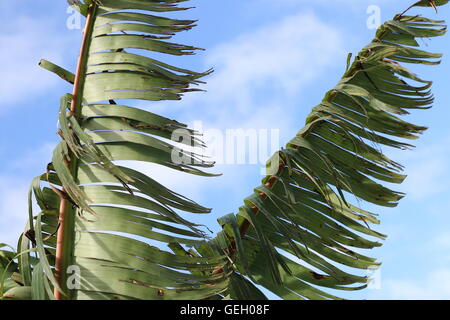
[213,171,281,275]
[54,5,96,300]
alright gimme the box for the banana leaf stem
[54,4,97,300]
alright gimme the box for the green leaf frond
[212,4,448,300]
[10,0,229,300]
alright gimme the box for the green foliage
[0,0,448,300]
[215,11,448,299]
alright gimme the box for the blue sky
[1,0,450,299]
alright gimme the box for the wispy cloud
[0,177,29,247]
[148,11,345,139]
[131,12,346,225]
[395,135,450,201]
[368,268,450,300]
[0,142,56,247]
[0,16,77,114]
[431,232,450,249]
[244,0,396,18]
[148,11,344,145]
[206,12,343,100]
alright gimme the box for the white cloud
[0,16,77,114]
[148,11,345,150]
[134,12,346,207]
[369,269,450,300]
[416,232,450,264]
[0,177,29,247]
[0,142,56,248]
[208,13,341,95]
[9,143,55,172]
[366,229,450,300]
[359,135,450,300]
[201,12,344,119]
[244,0,395,16]
[395,135,450,201]
[431,233,450,249]
[403,157,448,200]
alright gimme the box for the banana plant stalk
[54,5,97,300]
